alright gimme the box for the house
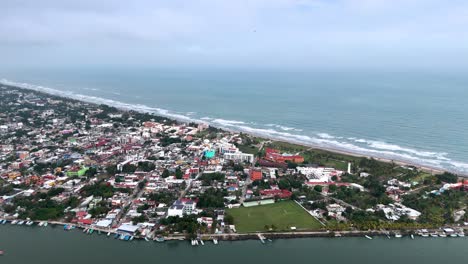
[250,169,263,181]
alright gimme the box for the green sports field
[226,201,323,233]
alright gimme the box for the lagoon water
[0,225,466,264]
[1,68,468,173]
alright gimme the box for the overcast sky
[2,0,468,70]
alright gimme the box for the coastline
[1,81,461,177]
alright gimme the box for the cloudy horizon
[2,0,468,70]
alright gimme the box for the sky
[1,0,468,70]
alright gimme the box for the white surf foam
[2,78,468,174]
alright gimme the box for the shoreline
[1,219,466,241]
[1,81,463,177]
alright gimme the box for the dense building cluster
[0,85,467,240]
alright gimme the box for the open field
[227,201,323,233]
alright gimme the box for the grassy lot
[226,201,323,233]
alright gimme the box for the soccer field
[226,201,323,233]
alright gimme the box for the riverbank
[0,218,465,242]
[1,82,463,177]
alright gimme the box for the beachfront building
[297,166,344,182]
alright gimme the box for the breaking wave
[1,78,467,175]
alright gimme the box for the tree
[314,185,323,193]
[175,167,183,179]
[224,214,234,225]
[162,169,170,178]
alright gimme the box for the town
[0,84,467,244]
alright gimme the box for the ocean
[1,67,467,174]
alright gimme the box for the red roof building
[250,169,263,181]
[264,148,304,164]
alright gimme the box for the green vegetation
[226,201,323,233]
[199,172,225,186]
[197,188,227,208]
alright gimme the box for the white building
[223,152,254,163]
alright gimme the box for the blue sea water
[1,67,467,174]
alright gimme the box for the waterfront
[2,69,468,174]
[0,225,466,264]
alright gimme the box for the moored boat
[365,235,373,240]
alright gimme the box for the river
[0,225,466,263]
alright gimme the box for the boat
[199,239,204,246]
[450,233,458,237]
[18,221,25,225]
[26,221,34,226]
[129,236,134,241]
[124,235,130,241]
[430,233,438,237]
[365,235,373,240]
[395,233,403,238]
[43,222,48,227]
[1,220,6,224]
[97,230,101,235]
[83,228,88,233]
[64,224,69,230]
[458,232,465,237]
[411,234,415,239]
[144,237,150,242]
[11,220,17,225]
[439,233,447,238]
[155,236,165,242]
[120,234,126,240]
[89,229,94,234]
[114,233,120,239]
[38,222,44,227]
[0,250,4,256]
[107,232,111,237]
[213,238,218,245]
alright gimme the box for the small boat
[199,239,204,246]
[155,236,165,242]
[450,233,458,237]
[144,237,150,242]
[129,236,134,241]
[395,233,402,238]
[43,222,48,227]
[120,234,126,240]
[411,234,415,239]
[64,224,69,230]
[1,220,6,224]
[98,230,101,235]
[38,222,44,227]
[458,232,465,237]
[114,233,120,239]
[107,232,111,237]
[430,233,438,237]
[365,235,373,240]
[88,229,94,234]
[124,235,130,241]
[83,228,88,233]
[213,238,218,245]
[421,233,429,237]
[26,221,34,226]
[11,220,18,225]
[0,250,4,256]
[18,221,25,225]
[439,233,447,238]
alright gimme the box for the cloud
[1,0,468,69]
